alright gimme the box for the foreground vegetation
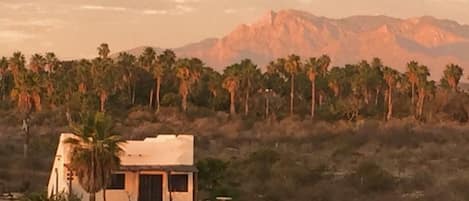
[1,44,469,201]
[2,108,469,201]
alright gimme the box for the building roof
[60,133,194,167]
[120,135,194,166]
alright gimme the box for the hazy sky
[1,0,469,59]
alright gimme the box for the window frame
[169,173,189,192]
[107,173,126,190]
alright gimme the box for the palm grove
[0,43,467,123]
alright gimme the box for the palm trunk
[131,83,136,105]
[375,89,380,106]
[99,91,107,112]
[418,88,425,118]
[319,94,323,106]
[244,90,249,116]
[182,93,187,112]
[386,87,393,121]
[32,92,42,112]
[89,193,96,201]
[102,167,107,201]
[149,89,153,109]
[156,78,161,112]
[127,82,132,104]
[230,91,236,115]
[90,148,96,201]
[23,133,29,159]
[411,82,415,114]
[290,74,295,116]
[364,88,369,104]
[311,80,315,119]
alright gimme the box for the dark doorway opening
[138,174,163,201]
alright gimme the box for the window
[107,173,125,190]
[170,174,188,192]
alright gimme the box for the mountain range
[120,9,469,79]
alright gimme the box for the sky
[1,0,469,59]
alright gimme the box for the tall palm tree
[416,64,430,119]
[76,60,92,94]
[176,66,191,112]
[224,59,261,116]
[284,54,302,116]
[65,112,124,201]
[223,76,238,115]
[305,57,319,118]
[443,63,463,92]
[317,55,331,106]
[406,61,419,111]
[116,52,138,105]
[383,67,399,121]
[9,51,26,78]
[206,70,222,110]
[91,58,116,112]
[0,57,8,101]
[151,61,164,112]
[44,52,59,73]
[29,54,45,73]
[139,47,157,108]
[97,43,110,59]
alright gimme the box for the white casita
[47,133,197,201]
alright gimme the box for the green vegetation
[65,113,124,201]
[0,44,468,122]
[2,44,469,201]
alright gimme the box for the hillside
[119,9,469,79]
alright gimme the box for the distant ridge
[118,9,469,78]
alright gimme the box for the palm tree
[29,54,45,73]
[206,70,222,110]
[97,43,110,59]
[406,61,419,110]
[416,64,430,119]
[224,59,260,116]
[305,57,319,118]
[317,55,331,106]
[76,60,92,94]
[239,59,260,116]
[223,76,238,115]
[91,58,116,112]
[65,112,124,201]
[0,57,8,101]
[116,53,138,105]
[151,61,164,112]
[176,66,191,112]
[383,67,399,120]
[139,47,157,108]
[443,63,463,92]
[284,54,302,116]
[9,52,26,77]
[44,52,59,73]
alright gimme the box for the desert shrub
[448,177,469,200]
[247,149,280,183]
[347,161,396,193]
[296,164,330,186]
[400,170,433,193]
[21,191,81,201]
[332,133,369,158]
[161,92,180,107]
[197,158,228,192]
[186,106,215,119]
